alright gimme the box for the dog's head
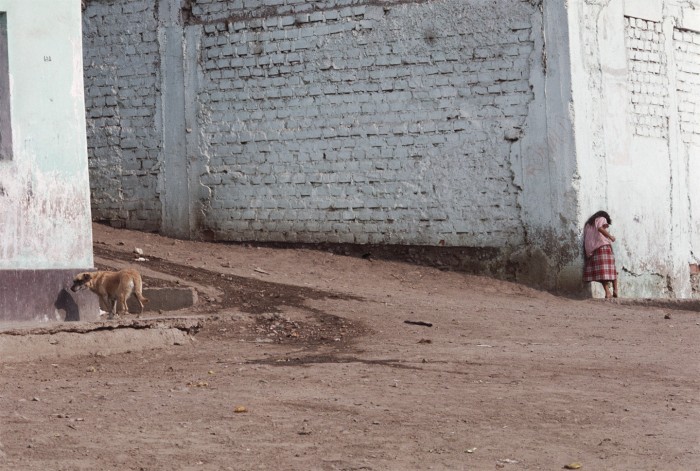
[70,272,94,292]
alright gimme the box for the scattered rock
[404,320,433,327]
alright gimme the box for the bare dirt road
[1,224,698,470]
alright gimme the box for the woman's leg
[612,279,619,298]
[601,281,612,298]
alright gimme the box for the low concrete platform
[126,286,198,313]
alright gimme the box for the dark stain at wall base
[0,269,100,323]
[214,240,514,280]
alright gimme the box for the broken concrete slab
[0,316,204,363]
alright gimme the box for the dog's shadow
[54,289,81,322]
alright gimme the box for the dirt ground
[1,224,698,471]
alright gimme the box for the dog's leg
[106,296,117,320]
[133,276,148,314]
[117,292,128,316]
[98,294,112,319]
[132,293,144,315]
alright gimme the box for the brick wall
[674,27,700,145]
[625,16,668,140]
[194,0,536,246]
[82,0,161,231]
[82,0,538,247]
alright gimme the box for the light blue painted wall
[0,0,93,269]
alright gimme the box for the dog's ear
[73,272,91,283]
[70,272,93,291]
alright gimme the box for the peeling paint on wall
[0,0,93,270]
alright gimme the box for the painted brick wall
[195,0,535,246]
[625,16,668,140]
[82,0,161,231]
[674,26,700,274]
[674,28,700,145]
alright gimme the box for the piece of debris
[466,447,477,454]
[233,406,247,413]
[298,420,312,435]
[418,338,432,344]
[134,257,149,262]
[187,381,208,388]
[564,463,582,470]
[133,247,144,255]
[664,313,671,320]
[254,267,270,275]
[404,320,433,327]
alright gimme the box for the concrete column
[184,24,208,233]
[518,0,580,290]
[663,14,692,296]
[158,0,191,238]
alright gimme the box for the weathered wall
[80,0,700,297]
[572,0,700,297]
[0,0,98,322]
[0,0,93,269]
[83,0,555,280]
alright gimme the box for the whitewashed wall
[573,0,700,297]
[81,0,700,297]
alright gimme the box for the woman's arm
[598,226,616,242]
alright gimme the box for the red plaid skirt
[583,245,617,282]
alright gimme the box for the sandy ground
[1,224,699,470]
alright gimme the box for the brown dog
[71,269,148,318]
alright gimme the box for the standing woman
[583,210,619,298]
